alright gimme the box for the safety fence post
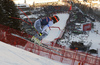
[3,31,7,42]
[38,45,40,55]
[82,52,88,65]
[0,30,3,41]
[60,49,65,63]
[49,50,52,59]
[94,56,98,65]
[34,44,36,54]
[71,50,78,65]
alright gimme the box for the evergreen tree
[0,0,4,22]
[0,0,20,30]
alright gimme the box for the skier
[34,15,60,40]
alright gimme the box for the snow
[52,13,69,30]
[16,4,29,7]
[65,21,100,56]
[34,0,58,3]
[13,0,59,5]
[42,13,69,43]
[22,14,38,19]
[14,0,25,4]
[69,31,100,49]
[0,41,67,65]
[92,1,100,4]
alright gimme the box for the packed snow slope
[0,41,67,65]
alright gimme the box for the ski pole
[17,6,33,25]
[8,16,30,25]
[9,16,40,36]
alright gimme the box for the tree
[0,0,21,30]
[0,0,4,22]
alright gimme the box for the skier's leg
[34,19,42,33]
[34,19,48,40]
[33,19,43,40]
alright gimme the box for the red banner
[83,23,91,31]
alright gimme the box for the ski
[42,43,61,51]
[31,36,61,51]
[31,36,60,51]
[11,33,63,56]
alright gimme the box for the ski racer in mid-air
[34,15,60,40]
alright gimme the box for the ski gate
[0,24,100,65]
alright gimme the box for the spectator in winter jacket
[34,15,60,36]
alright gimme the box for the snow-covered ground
[69,21,100,49]
[69,22,100,48]
[58,20,100,57]
[0,41,67,65]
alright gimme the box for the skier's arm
[42,21,53,33]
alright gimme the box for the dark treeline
[0,0,21,30]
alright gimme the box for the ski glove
[39,32,42,36]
